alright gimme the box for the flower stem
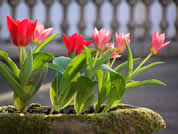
[110,52,119,68]
[131,53,152,78]
[19,47,24,68]
[93,50,100,67]
[50,105,56,114]
[32,44,38,52]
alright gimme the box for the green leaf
[33,33,59,54]
[70,49,76,58]
[13,93,27,112]
[95,70,108,112]
[53,56,71,70]
[130,62,164,79]
[55,52,87,108]
[19,49,33,87]
[89,48,97,56]
[50,72,62,105]
[58,73,80,109]
[125,79,166,90]
[82,94,95,113]
[0,61,25,100]
[74,76,96,114]
[104,72,126,112]
[95,70,111,109]
[49,56,71,75]
[96,70,103,94]
[114,58,141,72]
[0,62,19,82]
[95,64,119,112]
[84,46,93,78]
[100,64,117,73]
[0,50,19,76]
[84,46,92,67]
[22,47,27,62]
[48,63,65,73]
[28,65,48,96]
[14,65,48,112]
[32,52,54,72]
[50,57,74,101]
[91,48,114,78]
[124,40,133,81]
[50,77,57,105]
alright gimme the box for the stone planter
[0,104,165,134]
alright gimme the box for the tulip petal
[86,40,93,47]
[7,16,18,45]
[17,19,33,46]
[162,41,171,48]
[40,28,54,42]
[93,28,111,50]
[32,24,45,41]
[158,33,165,46]
[63,34,69,50]
[63,33,91,57]
[150,32,171,54]
[115,32,130,53]
[7,17,37,47]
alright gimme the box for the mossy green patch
[0,104,166,134]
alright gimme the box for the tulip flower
[150,32,171,55]
[7,16,37,47]
[93,27,111,50]
[63,33,92,57]
[32,24,53,45]
[101,43,121,59]
[115,32,130,53]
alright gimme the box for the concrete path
[0,57,177,134]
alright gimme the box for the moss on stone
[0,104,166,134]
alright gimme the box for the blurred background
[0,0,178,134]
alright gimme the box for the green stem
[103,106,109,113]
[19,47,23,68]
[131,53,152,78]
[32,44,38,52]
[110,52,119,68]
[50,105,56,114]
[93,50,100,67]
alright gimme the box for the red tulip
[93,27,111,50]
[101,42,121,59]
[150,32,171,55]
[7,16,37,47]
[32,24,53,45]
[115,32,130,53]
[63,33,92,57]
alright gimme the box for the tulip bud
[93,27,111,50]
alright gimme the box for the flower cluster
[1,16,56,112]
[0,16,171,114]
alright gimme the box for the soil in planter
[0,103,137,115]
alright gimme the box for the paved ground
[0,56,177,134]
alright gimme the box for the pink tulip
[101,42,121,59]
[150,32,171,55]
[32,24,53,45]
[115,32,130,53]
[93,27,111,50]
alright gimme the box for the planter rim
[0,104,166,134]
